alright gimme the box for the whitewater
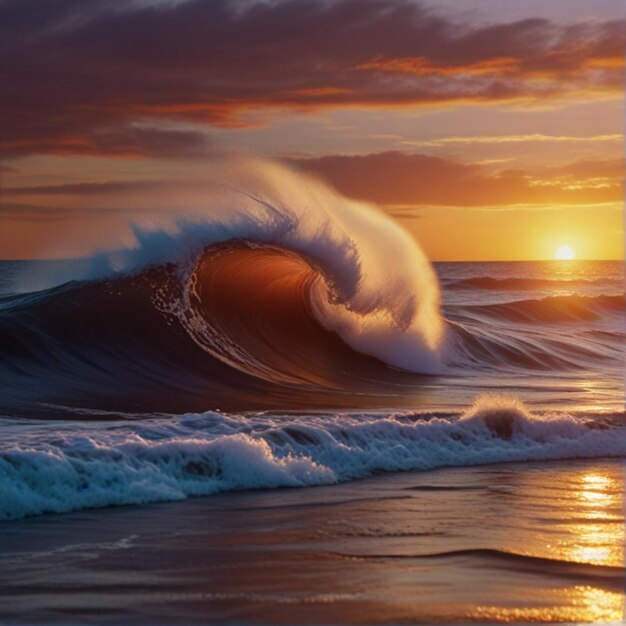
[2,396,626,521]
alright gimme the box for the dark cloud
[74,125,213,158]
[2,180,158,197]
[1,121,212,158]
[293,152,623,207]
[0,202,89,222]
[1,0,623,157]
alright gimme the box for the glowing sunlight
[555,245,576,260]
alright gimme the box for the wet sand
[0,459,624,625]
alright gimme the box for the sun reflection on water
[471,464,625,623]
[565,471,624,567]
[471,586,624,623]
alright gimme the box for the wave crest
[461,294,624,324]
[2,395,624,520]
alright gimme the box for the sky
[0,0,623,261]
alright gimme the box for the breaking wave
[1,395,624,521]
[0,157,447,416]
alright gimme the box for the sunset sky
[1,0,623,261]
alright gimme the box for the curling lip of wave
[0,156,450,415]
[170,242,429,388]
[1,395,625,521]
[77,157,445,376]
[0,257,425,417]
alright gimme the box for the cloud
[1,122,213,159]
[0,202,91,222]
[293,151,623,207]
[1,0,623,157]
[3,180,166,197]
[401,133,623,148]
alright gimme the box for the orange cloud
[402,133,622,148]
[357,56,520,76]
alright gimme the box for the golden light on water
[469,465,625,624]
[565,471,624,567]
[555,245,576,260]
[471,587,624,624]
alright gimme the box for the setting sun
[555,245,575,260]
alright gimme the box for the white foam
[1,395,625,521]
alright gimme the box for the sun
[554,245,575,260]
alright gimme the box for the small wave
[442,293,624,371]
[328,548,625,588]
[1,395,625,521]
[446,320,618,371]
[452,293,624,324]
[447,276,619,291]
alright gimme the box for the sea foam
[1,395,624,521]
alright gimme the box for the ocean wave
[1,395,625,521]
[0,246,442,416]
[82,156,445,374]
[453,293,624,324]
[446,276,621,291]
[328,548,625,589]
[0,157,450,416]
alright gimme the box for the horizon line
[0,257,623,263]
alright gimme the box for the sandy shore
[0,458,624,625]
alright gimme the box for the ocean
[0,252,624,622]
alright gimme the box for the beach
[1,458,623,624]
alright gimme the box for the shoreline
[1,458,623,624]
